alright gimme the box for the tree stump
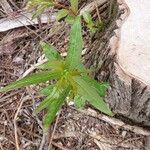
[83,0,150,126]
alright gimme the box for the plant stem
[94,0,102,23]
[54,2,77,16]
[54,2,68,10]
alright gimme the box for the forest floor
[0,0,148,149]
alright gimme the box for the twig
[39,132,48,150]
[0,142,4,150]
[108,0,114,19]
[143,136,150,150]
[21,55,46,78]
[0,91,22,103]
[0,0,13,13]
[26,87,43,128]
[52,141,71,150]
[80,0,107,15]
[71,107,150,136]
[94,0,102,23]
[19,127,42,139]
[48,110,61,150]
[13,93,25,150]
[26,87,46,150]
[8,0,20,10]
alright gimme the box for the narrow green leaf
[28,0,54,18]
[40,84,55,96]
[70,0,78,13]
[82,11,93,25]
[56,9,69,21]
[76,63,88,74]
[40,42,61,60]
[65,16,83,69]
[82,76,109,97]
[37,60,64,71]
[74,95,86,109]
[82,11,98,33]
[65,15,75,24]
[43,86,70,130]
[87,24,97,33]
[0,71,61,93]
[43,99,61,130]
[73,76,113,116]
[96,20,105,31]
[34,87,59,114]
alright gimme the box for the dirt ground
[0,0,148,150]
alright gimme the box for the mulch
[0,0,147,149]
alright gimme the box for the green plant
[0,17,113,130]
[27,0,104,32]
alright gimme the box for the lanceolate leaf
[56,9,69,21]
[34,87,59,114]
[0,71,62,93]
[74,95,86,109]
[82,11,93,25]
[65,16,83,69]
[76,63,88,74]
[40,84,55,96]
[82,76,109,97]
[73,76,113,116]
[40,42,61,60]
[43,87,70,130]
[65,15,75,24]
[37,60,64,71]
[70,0,78,13]
[43,99,61,130]
[28,0,54,18]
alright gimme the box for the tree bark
[83,0,150,126]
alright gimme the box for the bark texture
[83,0,150,126]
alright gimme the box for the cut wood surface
[117,0,150,86]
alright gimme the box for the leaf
[37,60,64,71]
[65,16,83,69]
[96,20,105,31]
[87,25,97,33]
[43,86,70,130]
[74,95,86,109]
[82,11,93,25]
[76,63,88,74]
[82,11,98,33]
[82,76,109,97]
[56,9,69,21]
[34,87,59,114]
[40,84,55,96]
[28,0,54,18]
[40,42,61,60]
[0,71,62,93]
[70,0,78,13]
[73,76,113,116]
[65,15,75,24]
